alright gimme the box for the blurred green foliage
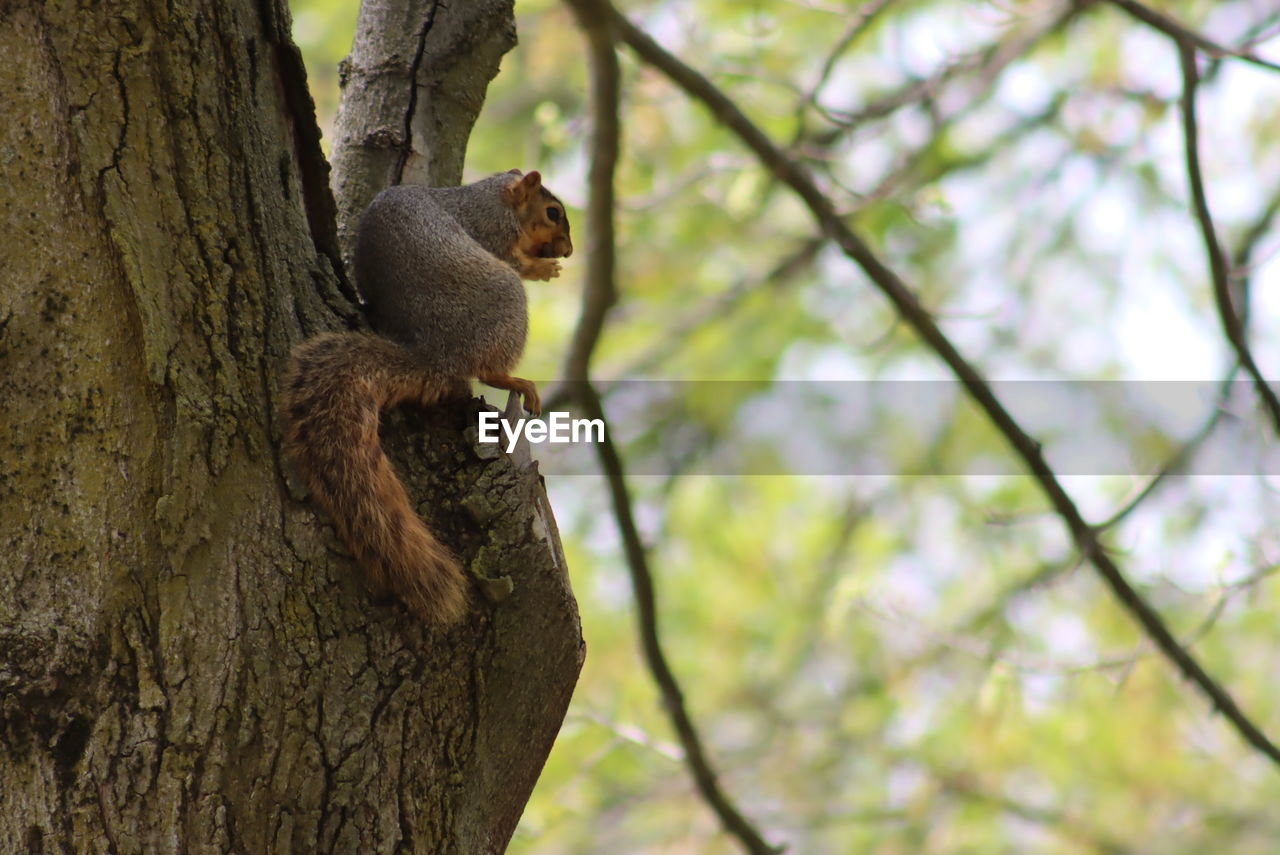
[290,0,1280,851]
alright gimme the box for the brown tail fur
[280,332,468,625]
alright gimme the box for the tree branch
[797,0,895,131]
[806,2,1078,144]
[561,0,620,384]
[1176,45,1280,434]
[604,1,1280,769]
[1100,187,1280,524]
[560,2,781,850]
[1107,0,1280,73]
[578,384,782,855]
[1096,369,1238,531]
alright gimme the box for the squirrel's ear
[519,170,543,195]
[506,169,543,203]
[506,168,523,175]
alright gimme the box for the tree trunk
[0,1,583,852]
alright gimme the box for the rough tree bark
[0,1,583,853]
[329,0,520,261]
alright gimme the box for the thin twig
[545,238,824,414]
[578,384,782,855]
[940,774,1135,855]
[1108,0,1280,72]
[611,238,825,381]
[1099,188,1280,527]
[801,0,896,114]
[560,2,782,850]
[1176,45,1280,434]
[1096,368,1238,531]
[606,3,1280,768]
[807,2,1078,143]
[1232,190,1280,300]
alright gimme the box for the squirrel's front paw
[522,258,561,281]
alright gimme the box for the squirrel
[281,170,572,626]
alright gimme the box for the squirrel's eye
[546,206,561,223]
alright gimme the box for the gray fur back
[354,179,528,378]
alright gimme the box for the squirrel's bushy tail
[281,332,468,626]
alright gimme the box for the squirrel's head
[505,169,573,261]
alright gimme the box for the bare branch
[577,384,783,855]
[561,0,621,385]
[1176,45,1280,433]
[1230,188,1280,330]
[1107,0,1280,72]
[611,238,825,381]
[940,774,1136,855]
[1101,187,1280,528]
[560,3,781,850]
[806,2,1078,144]
[1097,369,1238,531]
[801,0,896,114]
[605,2,1280,768]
